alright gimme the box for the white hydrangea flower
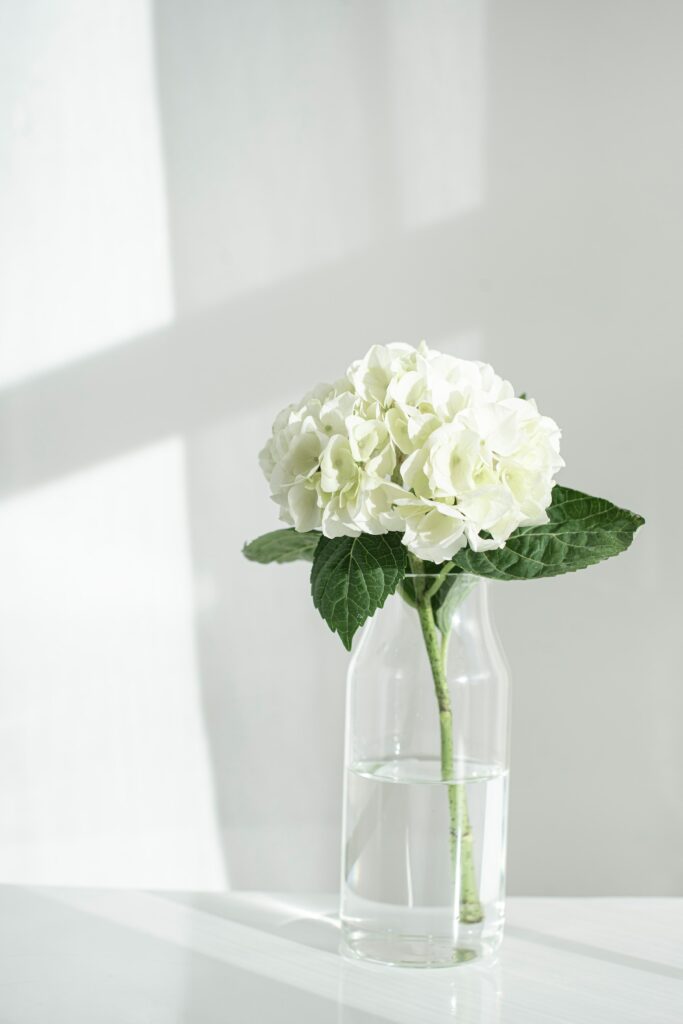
[259,341,564,562]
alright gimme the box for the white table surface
[0,888,681,1023]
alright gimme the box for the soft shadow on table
[160,891,504,1023]
[166,890,342,954]
[170,892,683,983]
[35,890,683,1024]
[505,925,683,982]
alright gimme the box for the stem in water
[412,568,483,925]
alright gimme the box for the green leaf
[450,485,645,581]
[397,578,418,608]
[243,528,321,564]
[432,572,479,635]
[311,533,407,650]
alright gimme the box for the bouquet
[244,341,644,931]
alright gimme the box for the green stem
[424,560,455,601]
[411,561,483,925]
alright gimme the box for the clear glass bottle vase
[340,572,510,967]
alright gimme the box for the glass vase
[339,572,510,967]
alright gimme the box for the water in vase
[340,756,508,966]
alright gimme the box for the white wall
[0,0,680,895]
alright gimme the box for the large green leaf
[311,533,407,650]
[450,485,644,581]
[243,528,321,564]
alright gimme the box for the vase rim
[402,571,482,580]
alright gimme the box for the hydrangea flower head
[259,342,563,563]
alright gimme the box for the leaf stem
[424,560,455,601]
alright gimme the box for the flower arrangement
[244,341,644,933]
[247,341,642,642]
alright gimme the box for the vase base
[340,923,503,969]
